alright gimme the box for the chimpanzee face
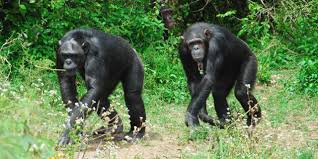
[182,28,212,62]
[160,7,175,30]
[187,38,206,62]
[58,39,87,76]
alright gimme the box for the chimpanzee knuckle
[203,75,213,83]
[234,89,246,98]
[185,112,199,127]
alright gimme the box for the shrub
[297,58,318,95]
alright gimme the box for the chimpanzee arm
[56,56,79,109]
[68,63,105,125]
[179,43,202,95]
[58,74,78,105]
[58,67,104,145]
[185,39,223,127]
[204,39,224,85]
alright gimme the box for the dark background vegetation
[0,0,317,158]
[1,0,317,99]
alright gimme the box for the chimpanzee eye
[188,42,200,49]
[188,43,194,49]
[62,53,77,58]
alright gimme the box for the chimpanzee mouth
[192,56,204,62]
[65,68,77,75]
[166,22,175,29]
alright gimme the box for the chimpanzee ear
[180,36,189,45]
[204,29,212,39]
[180,36,185,42]
[179,36,189,52]
[56,40,62,53]
[82,41,90,54]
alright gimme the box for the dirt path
[76,132,186,159]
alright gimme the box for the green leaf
[216,10,237,18]
[19,5,27,15]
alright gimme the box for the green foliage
[257,64,271,84]
[141,36,188,103]
[238,0,318,92]
[216,10,237,18]
[1,0,317,98]
[238,2,273,84]
[297,148,315,159]
[297,59,318,95]
[0,0,189,103]
[0,80,59,159]
[273,0,318,95]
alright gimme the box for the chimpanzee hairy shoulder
[179,22,261,129]
[56,29,146,145]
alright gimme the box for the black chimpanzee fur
[179,22,261,128]
[56,29,146,145]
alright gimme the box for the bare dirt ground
[75,132,187,159]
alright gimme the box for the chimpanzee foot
[247,114,262,126]
[198,111,215,126]
[113,130,145,142]
[92,123,124,136]
[219,118,226,129]
[247,106,262,126]
[185,112,200,127]
[218,115,232,129]
[58,131,73,145]
[58,136,71,145]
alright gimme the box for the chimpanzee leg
[121,57,146,139]
[93,98,123,135]
[186,76,213,127]
[59,98,95,145]
[198,105,215,125]
[59,81,119,145]
[189,82,215,125]
[212,84,232,128]
[234,55,261,126]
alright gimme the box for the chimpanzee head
[181,23,212,62]
[57,38,89,76]
[160,6,175,30]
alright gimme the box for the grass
[0,69,317,159]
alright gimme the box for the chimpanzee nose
[193,46,199,50]
[65,59,72,65]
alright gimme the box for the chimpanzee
[160,6,175,30]
[179,22,261,128]
[56,29,146,145]
[0,0,13,34]
[150,0,175,40]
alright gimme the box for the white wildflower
[66,107,72,113]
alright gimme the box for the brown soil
[75,132,186,159]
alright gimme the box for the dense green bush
[0,0,189,103]
[297,59,318,95]
[237,0,318,92]
[273,0,318,95]
[1,0,317,100]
